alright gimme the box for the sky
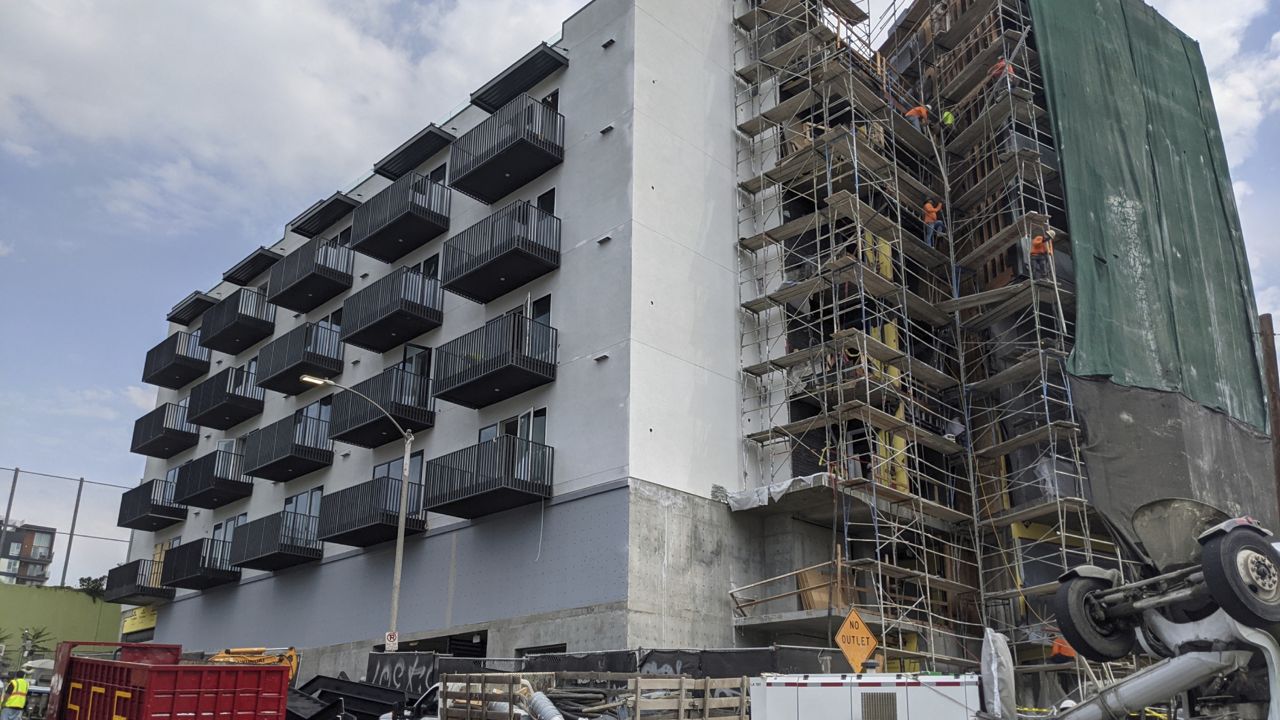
[0,0,1278,584]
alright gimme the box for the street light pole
[300,375,414,650]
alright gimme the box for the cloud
[122,385,156,412]
[0,240,12,258]
[0,0,586,235]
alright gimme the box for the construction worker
[905,104,929,132]
[941,108,956,131]
[2,670,28,720]
[923,198,945,248]
[989,57,1016,87]
[1030,228,1055,279]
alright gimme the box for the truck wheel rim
[1237,548,1280,601]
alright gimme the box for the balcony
[433,314,557,408]
[449,94,564,204]
[441,201,561,304]
[161,538,240,590]
[142,331,211,389]
[230,511,323,571]
[105,559,174,605]
[242,415,334,482]
[117,479,186,531]
[317,477,426,547]
[256,323,344,395]
[187,366,265,430]
[199,288,277,355]
[340,267,443,353]
[267,237,354,313]
[349,172,451,263]
[130,403,199,459]
[425,435,553,518]
[330,366,435,449]
[174,450,253,509]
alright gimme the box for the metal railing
[257,323,344,382]
[351,172,451,247]
[425,435,554,508]
[450,94,565,182]
[231,511,322,565]
[119,478,184,520]
[441,201,561,284]
[143,331,210,379]
[175,449,251,500]
[342,267,443,339]
[132,403,197,445]
[434,315,557,393]
[161,538,237,585]
[200,288,276,341]
[331,366,434,436]
[106,559,168,595]
[268,236,353,297]
[318,477,425,538]
[189,366,265,418]
[244,414,333,473]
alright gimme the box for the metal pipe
[0,467,17,578]
[1057,651,1253,720]
[60,477,84,586]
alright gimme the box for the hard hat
[1046,228,1057,238]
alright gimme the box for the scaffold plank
[836,401,964,455]
[984,581,1058,601]
[941,29,1026,102]
[840,476,972,523]
[736,25,837,83]
[738,87,819,137]
[976,419,1079,459]
[962,280,1073,331]
[979,496,1088,527]
[739,208,827,251]
[946,87,1041,154]
[954,148,1051,209]
[937,0,1009,50]
[969,349,1068,394]
[956,211,1052,270]
[844,559,974,594]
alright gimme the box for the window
[336,227,353,247]
[284,487,323,518]
[402,344,432,378]
[516,643,566,657]
[410,254,439,281]
[531,295,551,325]
[428,164,448,184]
[372,451,424,486]
[479,408,547,444]
[296,397,333,445]
[317,308,343,335]
[536,188,556,215]
[212,513,247,549]
[542,90,559,113]
[7,542,19,557]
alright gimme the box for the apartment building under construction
[112,0,1275,700]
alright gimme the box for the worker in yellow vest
[2,671,28,720]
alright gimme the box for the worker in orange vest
[1030,229,1055,279]
[923,198,945,248]
[905,104,930,132]
[989,57,1016,87]
[1050,635,1077,663]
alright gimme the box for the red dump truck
[43,641,289,719]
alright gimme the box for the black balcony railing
[256,323,345,395]
[425,435,553,518]
[433,314,557,408]
[449,94,565,204]
[340,267,444,353]
[350,173,451,263]
[105,559,174,605]
[130,403,199,459]
[187,366,265,430]
[330,366,435,449]
[242,415,334,482]
[230,511,323,571]
[174,449,253,509]
[117,479,186,531]
[161,538,240,590]
[441,201,561,304]
[199,288,277,354]
[317,477,427,547]
[267,237,354,313]
[142,331,211,389]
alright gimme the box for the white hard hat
[1046,229,1057,239]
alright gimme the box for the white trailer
[749,673,980,720]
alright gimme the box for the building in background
[106,0,1273,699]
[0,583,120,671]
[1,523,55,586]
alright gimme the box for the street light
[301,374,414,651]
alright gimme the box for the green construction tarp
[1029,0,1268,431]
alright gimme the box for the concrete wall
[0,584,120,668]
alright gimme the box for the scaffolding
[728,0,1139,686]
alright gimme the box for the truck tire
[1053,576,1135,662]
[1202,529,1280,628]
